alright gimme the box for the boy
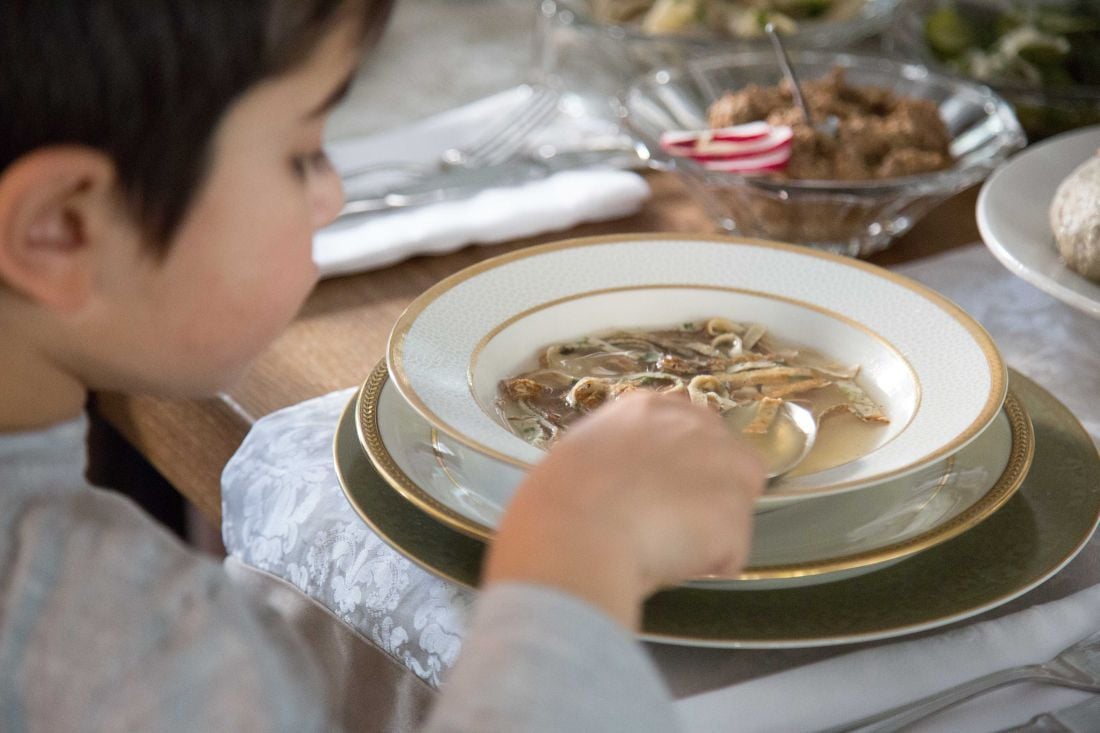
[0,1,764,730]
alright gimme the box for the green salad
[923,1,1100,138]
[589,0,865,37]
[925,1,1100,87]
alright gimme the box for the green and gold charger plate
[334,370,1100,649]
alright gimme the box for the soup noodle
[496,317,889,474]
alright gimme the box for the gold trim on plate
[355,363,492,541]
[335,368,1100,648]
[355,359,1033,581]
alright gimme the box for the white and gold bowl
[386,233,1007,510]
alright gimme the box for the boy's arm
[1,487,337,733]
[427,392,764,732]
[424,583,678,733]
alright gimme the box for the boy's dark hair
[0,0,390,251]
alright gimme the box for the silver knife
[996,695,1100,732]
[337,147,645,218]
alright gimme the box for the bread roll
[1050,151,1100,283]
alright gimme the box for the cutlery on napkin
[337,146,646,216]
[314,86,652,278]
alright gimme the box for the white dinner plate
[357,360,1033,588]
[978,125,1100,319]
[387,234,1007,505]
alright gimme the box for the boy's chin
[144,364,251,400]
[188,369,249,397]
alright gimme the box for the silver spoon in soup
[722,400,818,480]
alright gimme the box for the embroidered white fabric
[221,388,472,688]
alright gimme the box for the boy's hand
[484,391,766,629]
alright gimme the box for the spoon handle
[764,23,815,129]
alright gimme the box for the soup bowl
[386,233,1006,506]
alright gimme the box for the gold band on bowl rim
[354,358,1034,582]
[386,233,1008,490]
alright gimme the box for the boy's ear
[0,147,118,313]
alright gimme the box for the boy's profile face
[73,23,360,396]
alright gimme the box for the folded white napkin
[676,583,1100,732]
[314,87,651,278]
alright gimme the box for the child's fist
[485,391,766,629]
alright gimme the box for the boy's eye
[291,149,331,179]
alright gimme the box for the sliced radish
[709,122,773,142]
[659,132,700,149]
[659,122,794,174]
[688,127,793,161]
[662,126,792,159]
[700,146,792,173]
[659,121,772,149]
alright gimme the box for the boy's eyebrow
[305,69,357,120]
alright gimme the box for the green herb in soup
[496,317,888,453]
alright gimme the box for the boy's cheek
[130,225,317,395]
[179,280,312,386]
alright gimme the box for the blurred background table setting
[90,0,1100,730]
[315,84,651,275]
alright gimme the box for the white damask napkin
[314,87,651,278]
[221,387,473,689]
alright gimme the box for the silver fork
[340,84,560,182]
[819,629,1100,733]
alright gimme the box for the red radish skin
[659,122,793,174]
[699,145,792,172]
[662,127,792,158]
[688,131,792,160]
[659,121,772,147]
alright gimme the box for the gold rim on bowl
[386,232,1008,495]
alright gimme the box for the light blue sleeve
[424,583,680,733]
[0,488,336,733]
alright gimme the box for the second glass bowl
[620,50,1026,257]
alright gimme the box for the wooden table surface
[95,172,982,525]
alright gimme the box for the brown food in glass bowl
[706,67,954,180]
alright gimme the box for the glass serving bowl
[533,0,900,121]
[620,50,1026,257]
[540,0,901,53]
[885,0,1100,142]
